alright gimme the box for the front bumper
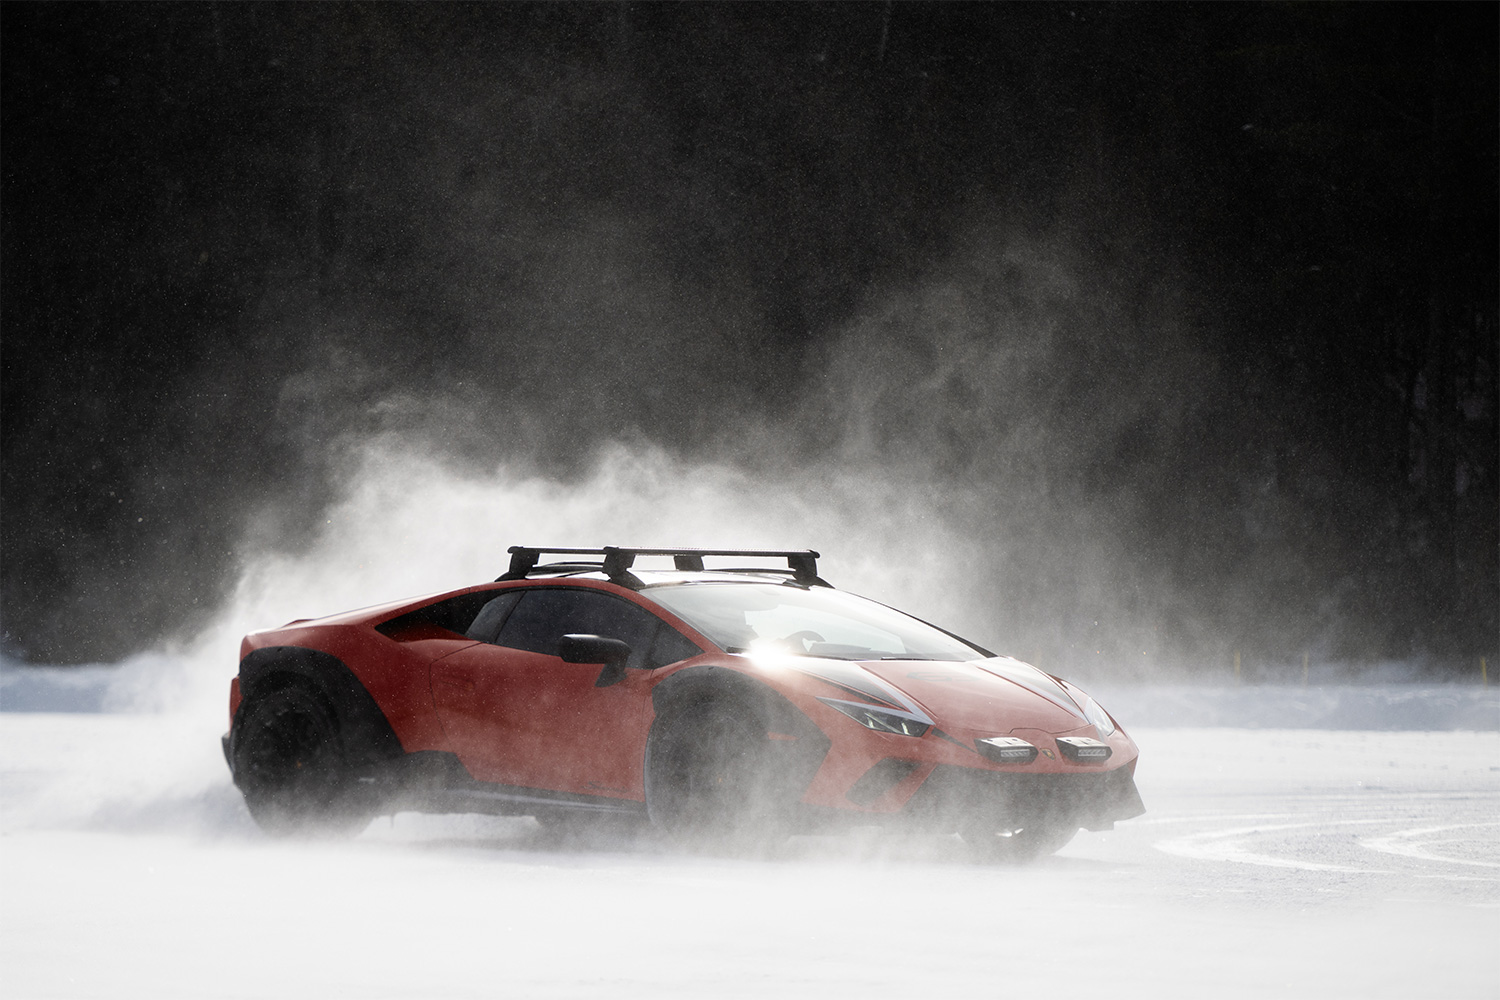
[789,695,1145,831]
[901,759,1145,832]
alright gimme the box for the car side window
[649,626,703,668]
[494,588,701,670]
[465,592,521,643]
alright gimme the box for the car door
[429,585,698,799]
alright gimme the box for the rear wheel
[961,822,1078,862]
[231,684,371,836]
[644,703,786,849]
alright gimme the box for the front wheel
[231,684,371,836]
[961,822,1078,862]
[643,703,787,849]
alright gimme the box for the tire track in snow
[1154,817,1393,873]
[1360,822,1500,869]
[1154,811,1500,881]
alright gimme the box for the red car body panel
[431,642,654,797]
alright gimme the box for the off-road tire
[231,683,371,836]
[643,702,787,849]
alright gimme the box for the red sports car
[224,546,1143,858]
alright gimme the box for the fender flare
[651,664,813,731]
[232,646,403,773]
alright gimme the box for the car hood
[787,656,1092,735]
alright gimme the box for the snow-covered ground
[2,660,1497,999]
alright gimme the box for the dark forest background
[2,3,1496,674]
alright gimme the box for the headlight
[1080,693,1116,738]
[817,697,931,738]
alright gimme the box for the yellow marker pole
[1483,657,1489,687]
[1234,649,1241,683]
[1303,652,1309,687]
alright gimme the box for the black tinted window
[495,588,700,669]
[650,627,703,668]
[377,590,498,638]
[465,592,521,643]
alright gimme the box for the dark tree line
[2,3,1495,669]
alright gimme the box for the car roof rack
[498,546,827,588]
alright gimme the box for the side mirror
[558,634,632,688]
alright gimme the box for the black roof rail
[497,546,827,588]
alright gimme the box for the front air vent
[846,758,923,806]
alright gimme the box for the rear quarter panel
[240,621,455,753]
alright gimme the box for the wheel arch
[648,664,832,810]
[651,664,817,735]
[233,646,403,773]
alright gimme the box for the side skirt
[368,751,648,821]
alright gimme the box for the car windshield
[646,583,986,661]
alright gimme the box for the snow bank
[0,650,216,715]
[1088,682,1500,732]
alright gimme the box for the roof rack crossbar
[498,546,824,586]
